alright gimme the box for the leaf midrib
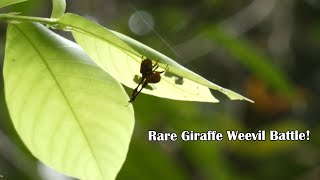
[13,24,105,179]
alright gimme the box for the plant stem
[0,14,56,25]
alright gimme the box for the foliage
[0,0,318,180]
[0,0,252,180]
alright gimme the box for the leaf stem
[0,14,57,25]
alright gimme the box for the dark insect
[128,58,165,103]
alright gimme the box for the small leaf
[0,0,27,9]
[57,13,253,103]
[50,0,66,19]
[4,22,134,180]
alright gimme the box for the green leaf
[3,22,134,180]
[50,0,66,19]
[57,13,253,103]
[0,0,27,9]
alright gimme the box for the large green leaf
[50,0,66,19]
[57,13,253,103]
[3,22,134,180]
[0,0,27,9]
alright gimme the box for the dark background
[0,0,320,179]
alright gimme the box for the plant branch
[0,14,57,25]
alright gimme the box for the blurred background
[0,0,320,179]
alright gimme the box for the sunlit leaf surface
[57,13,253,103]
[3,22,134,180]
[0,0,27,9]
[50,0,66,19]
